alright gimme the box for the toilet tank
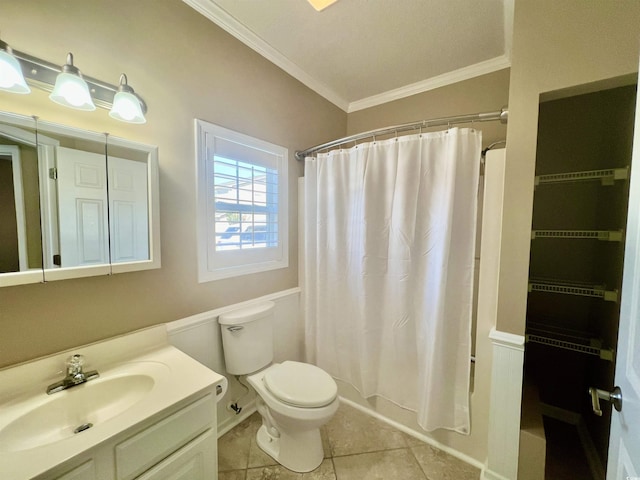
[218,301,275,375]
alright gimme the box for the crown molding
[183,0,350,111]
[347,55,511,113]
[184,0,512,114]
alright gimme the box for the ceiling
[184,0,513,113]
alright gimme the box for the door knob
[588,386,623,416]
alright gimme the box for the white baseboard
[482,469,512,480]
[540,403,580,425]
[338,396,485,472]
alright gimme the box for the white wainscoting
[166,287,302,435]
[483,328,525,480]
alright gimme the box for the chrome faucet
[46,354,99,395]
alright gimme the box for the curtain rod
[295,108,508,161]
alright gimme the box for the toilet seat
[263,361,337,408]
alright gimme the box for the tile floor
[218,403,481,480]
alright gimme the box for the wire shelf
[528,278,618,302]
[531,229,624,242]
[535,167,628,186]
[525,333,614,361]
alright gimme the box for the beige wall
[0,0,346,368]
[347,69,510,149]
[498,0,640,335]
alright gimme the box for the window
[195,120,288,281]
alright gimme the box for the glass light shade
[307,0,338,11]
[0,49,30,94]
[109,90,146,124]
[49,72,96,111]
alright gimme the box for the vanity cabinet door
[52,459,96,480]
[134,429,217,480]
[115,394,214,480]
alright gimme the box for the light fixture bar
[10,48,147,114]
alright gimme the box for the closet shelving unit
[531,230,624,242]
[534,167,628,186]
[525,322,614,361]
[527,278,618,302]
[526,165,627,360]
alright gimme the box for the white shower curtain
[303,128,481,433]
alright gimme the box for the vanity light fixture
[0,36,148,123]
[109,74,146,124]
[0,39,30,94]
[49,53,96,111]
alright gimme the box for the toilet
[218,301,339,473]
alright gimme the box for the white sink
[0,368,160,452]
[0,326,228,480]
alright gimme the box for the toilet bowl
[218,302,339,473]
[247,361,339,472]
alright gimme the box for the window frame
[195,119,288,282]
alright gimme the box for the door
[107,156,149,263]
[56,146,109,267]
[0,146,27,272]
[606,64,640,479]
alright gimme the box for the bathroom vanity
[0,326,228,479]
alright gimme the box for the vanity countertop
[0,325,228,479]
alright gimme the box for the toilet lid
[264,361,337,408]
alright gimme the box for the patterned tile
[324,404,410,456]
[246,459,336,480]
[332,448,427,480]
[219,470,247,480]
[411,444,481,480]
[246,414,279,468]
[220,403,481,480]
[219,412,262,471]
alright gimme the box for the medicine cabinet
[0,111,160,287]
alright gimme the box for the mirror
[105,134,160,274]
[0,111,160,287]
[0,113,44,285]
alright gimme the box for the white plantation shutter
[196,120,288,281]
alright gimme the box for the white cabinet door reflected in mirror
[57,146,110,267]
[55,149,149,267]
[107,152,149,264]
[0,112,160,287]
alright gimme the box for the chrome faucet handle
[66,354,85,375]
[47,354,98,394]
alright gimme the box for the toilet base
[255,423,324,473]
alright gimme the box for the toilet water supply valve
[227,374,251,415]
